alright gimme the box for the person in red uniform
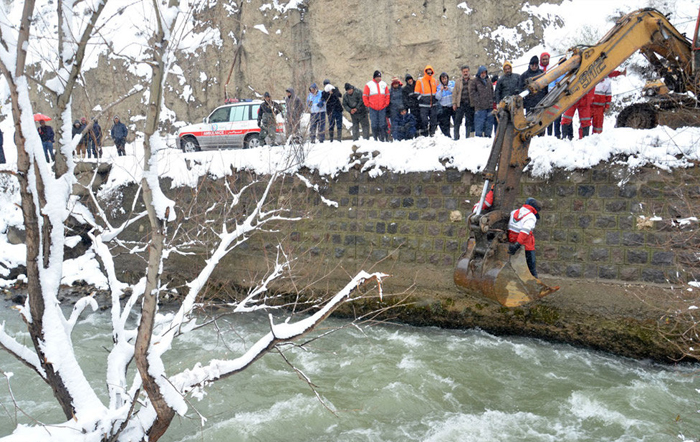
[591,69,626,135]
[507,197,542,278]
[561,89,594,140]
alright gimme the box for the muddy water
[0,301,698,441]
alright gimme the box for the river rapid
[0,299,698,442]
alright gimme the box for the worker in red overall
[591,69,626,134]
[561,89,594,140]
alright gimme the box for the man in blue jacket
[111,116,128,156]
[37,119,55,162]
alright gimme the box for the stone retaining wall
[278,164,699,289]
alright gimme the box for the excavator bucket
[454,235,559,307]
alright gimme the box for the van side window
[209,107,231,123]
[250,104,261,121]
[231,105,248,122]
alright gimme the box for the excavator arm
[454,8,696,307]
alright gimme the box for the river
[0,299,698,442]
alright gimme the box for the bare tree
[0,2,387,441]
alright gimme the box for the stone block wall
[280,163,700,287]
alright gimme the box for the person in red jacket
[561,89,594,140]
[363,70,390,141]
[507,197,542,278]
[591,69,626,134]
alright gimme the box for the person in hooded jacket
[519,55,547,113]
[111,116,128,156]
[363,70,390,142]
[342,83,369,141]
[469,66,495,137]
[324,82,344,142]
[507,197,542,278]
[414,65,438,136]
[307,83,326,143]
[388,77,405,141]
[402,74,421,130]
[285,87,304,142]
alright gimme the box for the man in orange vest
[415,65,438,137]
[363,70,391,141]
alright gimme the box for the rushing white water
[0,300,698,442]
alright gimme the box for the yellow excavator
[454,8,700,308]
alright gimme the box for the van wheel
[244,133,261,149]
[181,136,200,152]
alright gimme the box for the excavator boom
[454,8,697,307]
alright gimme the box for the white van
[178,100,285,152]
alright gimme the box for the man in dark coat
[285,87,304,142]
[257,92,283,145]
[323,82,344,142]
[37,119,55,162]
[452,65,474,140]
[519,55,547,112]
[88,119,102,159]
[402,74,421,132]
[111,116,128,156]
[494,61,521,104]
[469,66,495,137]
[342,83,369,141]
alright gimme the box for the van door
[204,106,232,149]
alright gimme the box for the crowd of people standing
[33,115,129,163]
[276,51,622,143]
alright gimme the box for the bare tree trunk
[133,1,178,439]
[0,0,77,420]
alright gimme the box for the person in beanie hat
[111,115,128,156]
[519,55,546,112]
[363,70,390,141]
[495,60,521,104]
[343,83,369,141]
[507,197,542,278]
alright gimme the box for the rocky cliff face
[29,0,561,136]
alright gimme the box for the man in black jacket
[402,74,421,133]
[495,61,521,104]
[519,56,546,113]
[323,81,344,142]
[342,83,369,141]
